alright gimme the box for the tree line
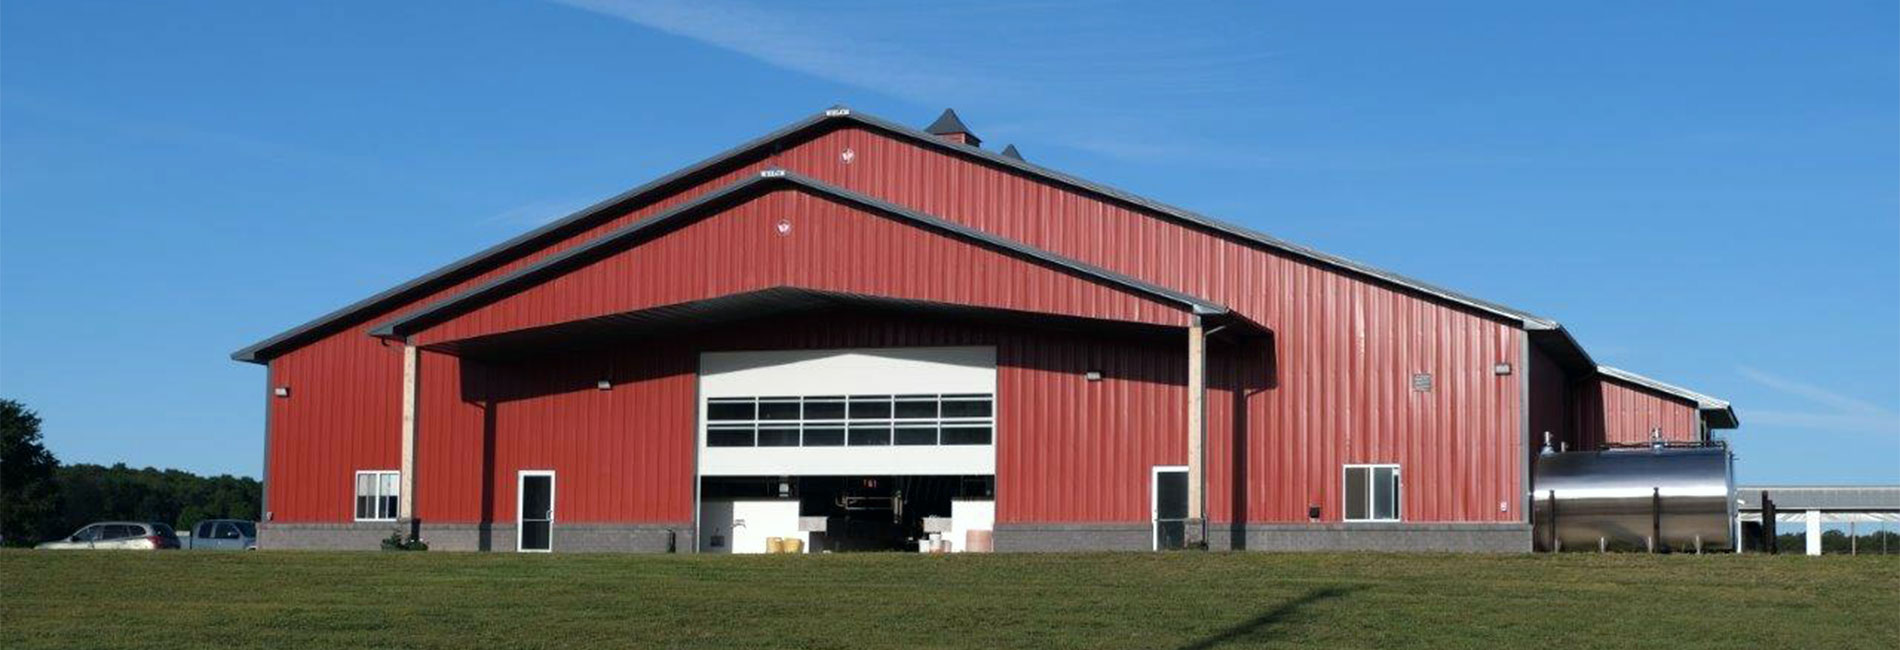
[1,399,260,545]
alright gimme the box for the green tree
[1,399,62,545]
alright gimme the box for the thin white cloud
[481,196,598,227]
[1737,366,1899,436]
[546,0,1277,164]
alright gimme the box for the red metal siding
[404,312,1180,525]
[767,127,1527,523]
[1570,378,1699,448]
[262,120,1531,526]
[1527,343,1570,453]
[265,331,404,523]
[412,189,1189,346]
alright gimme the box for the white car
[36,522,181,550]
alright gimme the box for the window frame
[354,470,402,522]
[1342,464,1401,523]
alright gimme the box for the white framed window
[354,470,401,521]
[1343,464,1400,522]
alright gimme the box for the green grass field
[3,550,1895,649]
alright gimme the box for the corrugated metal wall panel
[261,121,1530,526]
[1570,377,1700,448]
[264,330,403,522]
[778,127,1526,523]
[402,312,1179,525]
[412,190,1189,345]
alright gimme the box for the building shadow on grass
[1176,585,1363,650]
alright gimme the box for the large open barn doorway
[698,476,993,553]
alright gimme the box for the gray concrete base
[1210,522,1533,553]
[993,523,1154,552]
[259,522,402,551]
[261,522,691,553]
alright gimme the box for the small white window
[354,470,401,521]
[1343,464,1400,522]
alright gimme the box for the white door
[517,471,555,553]
[1153,466,1188,550]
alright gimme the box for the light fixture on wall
[273,386,290,398]
[597,379,612,391]
[1493,363,1513,376]
[1084,370,1104,382]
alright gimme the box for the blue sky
[2,1,1895,484]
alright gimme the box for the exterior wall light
[597,380,612,391]
[273,386,291,398]
[1493,363,1513,376]
[1084,370,1103,382]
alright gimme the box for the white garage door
[698,346,997,476]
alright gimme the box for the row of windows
[707,423,994,447]
[707,394,993,422]
[706,394,995,448]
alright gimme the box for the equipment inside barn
[698,475,994,553]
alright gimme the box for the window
[703,394,995,449]
[1343,465,1400,522]
[355,470,401,521]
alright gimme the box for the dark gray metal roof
[1000,144,1023,161]
[924,108,974,136]
[236,105,1580,364]
[1598,366,1740,429]
[368,171,1231,340]
[1735,486,1900,512]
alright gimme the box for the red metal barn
[235,108,1739,553]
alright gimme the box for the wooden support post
[1184,318,1206,548]
[399,344,419,532]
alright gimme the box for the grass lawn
[3,550,1895,649]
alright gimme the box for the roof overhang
[423,287,1235,362]
[369,171,1243,343]
[1598,365,1740,430]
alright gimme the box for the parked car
[182,519,257,550]
[36,522,180,550]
